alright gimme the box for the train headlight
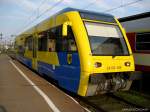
[95,62,102,68]
[125,62,131,67]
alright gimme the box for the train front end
[74,11,135,96]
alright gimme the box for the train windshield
[85,22,129,56]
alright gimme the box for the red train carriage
[119,12,150,72]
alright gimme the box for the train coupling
[86,72,133,96]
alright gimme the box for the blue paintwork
[16,55,32,68]
[38,52,80,93]
[16,52,81,93]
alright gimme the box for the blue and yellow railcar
[15,8,135,96]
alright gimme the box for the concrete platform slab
[0,54,86,112]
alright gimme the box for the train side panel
[36,12,81,93]
[120,13,150,72]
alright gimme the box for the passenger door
[56,26,80,93]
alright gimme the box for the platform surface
[0,54,86,112]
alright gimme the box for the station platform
[0,54,86,112]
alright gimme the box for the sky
[0,0,150,42]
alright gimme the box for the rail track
[75,95,106,112]
[107,93,144,108]
[74,93,149,112]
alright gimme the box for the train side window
[47,29,56,52]
[25,36,33,51]
[18,45,25,55]
[55,25,68,52]
[136,32,150,51]
[38,38,47,51]
[50,25,77,52]
[48,39,56,52]
[55,25,77,52]
[67,26,77,52]
[55,25,62,37]
[38,32,47,51]
[62,39,68,51]
[68,39,77,52]
[56,38,68,52]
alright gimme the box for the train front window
[85,22,129,55]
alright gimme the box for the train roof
[58,7,114,18]
[119,12,150,33]
[17,7,115,37]
[119,11,150,22]
[58,7,115,23]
